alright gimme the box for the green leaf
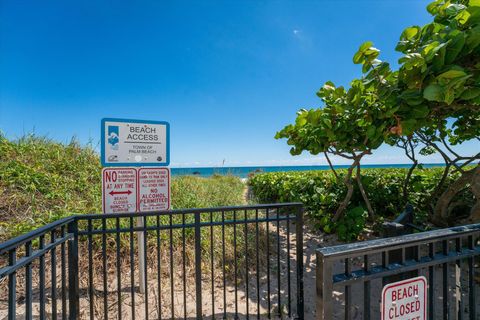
[445,32,465,64]
[353,41,374,64]
[445,4,466,17]
[460,87,480,100]
[366,125,376,139]
[411,105,429,118]
[471,0,480,7]
[402,119,417,134]
[437,69,467,80]
[400,26,420,40]
[466,26,480,51]
[359,41,373,52]
[423,83,444,102]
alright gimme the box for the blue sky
[1,0,476,167]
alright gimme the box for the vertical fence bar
[234,210,238,318]
[266,208,271,319]
[363,255,370,320]
[116,217,122,319]
[39,235,46,320]
[156,215,162,320]
[25,241,33,320]
[455,237,463,320]
[183,212,187,319]
[287,210,292,318]
[68,220,79,320]
[143,216,149,320]
[211,211,216,318]
[255,209,260,319]
[245,209,250,319]
[61,226,67,320]
[195,211,203,319]
[51,230,58,320]
[222,210,227,319]
[296,206,304,320]
[8,248,16,320]
[382,251,389,287]
[129,216,136,320]
[101,218,108,320]
[276,208,282,317]
[169,214,174,319]
[344,258,351,320]
[88,220,94,319]
[468,235,476,320]
[442,240,449,319]
[316,252,332,320]
[429,242,435,320]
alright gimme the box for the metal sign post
[136,168,171,293]
[101,118,171,295]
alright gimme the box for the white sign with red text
[382,276,427,320]
[102,168,137,213]
[138,168,170,212]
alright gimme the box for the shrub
[248,167,472,241]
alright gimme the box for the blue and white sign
[101,118,170,167]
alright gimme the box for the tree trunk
[333,161,358,222]
[432,165,479,226]
[469,166,480,223]
[403,160,418,203]
[426,164,451,211]
[333,176,354,222]
[356,164,374,218]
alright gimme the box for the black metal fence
[0,203,304,320]
[316,223,480,319]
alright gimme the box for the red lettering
[105,171,117,183]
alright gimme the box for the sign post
[101,118,170,295]
[381,276,427,320]
[136,167,171,293]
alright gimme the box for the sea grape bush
[276,0,480,224]
[248,167,473,241]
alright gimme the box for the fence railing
[0,203,304,320]
[316,223,480,319]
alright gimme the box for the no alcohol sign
[138,168,170,212]
[102,168,137,213]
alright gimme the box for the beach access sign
[102,167,171,214]
[101,118,170,167]
[381,276,427,320]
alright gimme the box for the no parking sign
[102,168,137,213]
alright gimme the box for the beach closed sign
[101,118,170,167]
[381,276,427,320]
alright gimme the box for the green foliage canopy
[276,0,480,222]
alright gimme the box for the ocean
[170,163,445,178]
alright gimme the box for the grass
[0,134,246,242]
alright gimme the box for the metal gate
[0,203,304,319]
[316,223,480,319]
